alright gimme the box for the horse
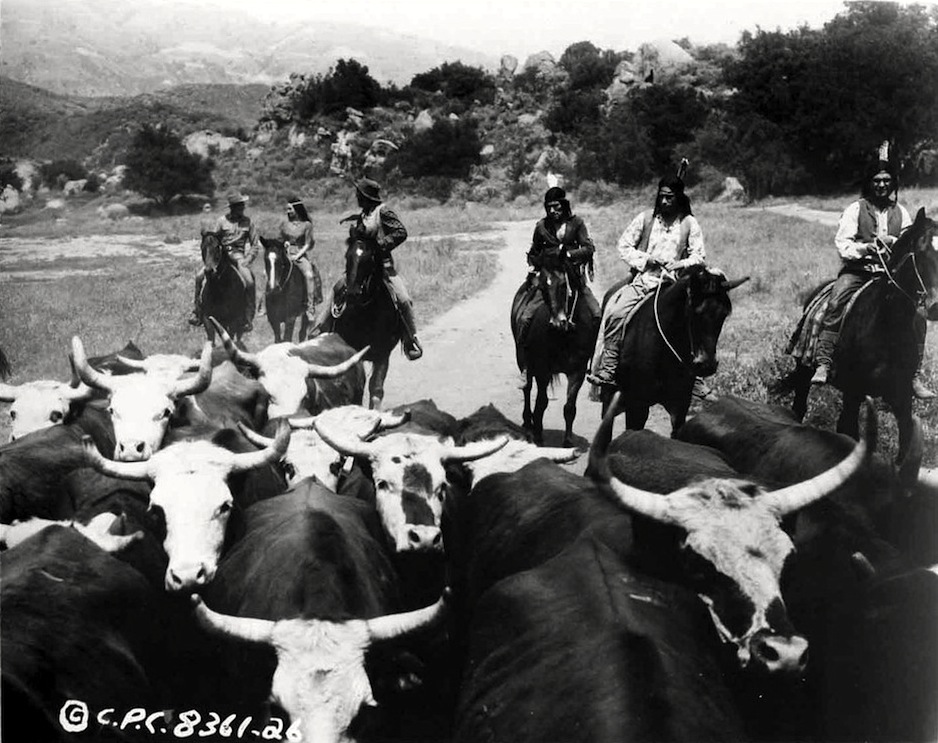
[596,265,749,432]
[259,236,309,343]
[774,208,938,466]
[319,235,402,410]
[510,258,601,446]
[200,231,251,348]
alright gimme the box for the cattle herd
[2,320,938,743]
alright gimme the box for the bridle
[876,240,929,306]
[653,271,695,366]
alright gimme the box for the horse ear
[721,276,750,291]
[915,207,927,225]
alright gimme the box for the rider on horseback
[189,191,259,332]
[587,168,707,390]
[276,198,323,322]
[515,186,601,373]
[323,179,423,361]
[811,143,934,398]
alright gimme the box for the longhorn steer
[191,484,449,743]
[82,422,290,591]
[72,337,214,461]
[588,393,871,675]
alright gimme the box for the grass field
[2,187,938,463]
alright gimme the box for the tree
[558,41,620,90]
[123,124,214,207]
[386,119,482,178]
[410,62,496,103]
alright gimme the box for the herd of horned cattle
[1,318,938,743]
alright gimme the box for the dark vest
[856,199,903,242]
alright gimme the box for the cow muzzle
[116,439,153,461]
[165,561,216,592]
[400,525,443,553]
[749,630,809,675]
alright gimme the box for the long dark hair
[288,199,311,223]
[653,176,693,219]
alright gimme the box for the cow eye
[217,501,233,516]
[8,410,15,421]
[159,408,172,420]
[49,410,64,423]
[107,407,115,416]
[283,462,297,479]
[376,479,390,491]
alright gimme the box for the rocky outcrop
[638,39,694,85]
[713,177,746,203]
[522,51,568,85]
[499,55,518,79]
[414,109,435,133]
[183,131,241,159]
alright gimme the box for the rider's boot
[811,331,837,386]
[188,281,203,326]
[913,373,936,400]
[242,288,255,333]
[305,274,318,322]
[398,302,423,361]
[587,343,618,388]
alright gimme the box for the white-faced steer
[314,418,508,552]
[72,337,214,461]
[0,379,94,441]
[591,396,871,674]
[81,421,290,591]
[211,319,369,419]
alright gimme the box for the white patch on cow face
[367,433,448,552]
[269,620,375,743]
[108,379,177,461]
[257,348,314,419]
[147,442,236,592]
[8,383,72,441]
[931,235,938,253]
[669,481,795,653]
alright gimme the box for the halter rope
[653,272,688,365]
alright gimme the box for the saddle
[785,278,875,366]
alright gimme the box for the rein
[653,274,691,366]
[876,244,927,305]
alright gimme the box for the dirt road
[380,221,671,473]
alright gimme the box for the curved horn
[587,392,621,483]
[62,382,95,402]
[365,593,447,642]
[763,399,873,516]
[304,345,370,378]
[191,596,275,644]
[314,416,379,458]
[441,435,510,462]
[209,318,260,372]
[898,414,924,491]
[115,355,147,370]
[378,409,411,430]
[71,337,117,393]
[538,446,583,463]
[225,419,291,474]
[236,421,275,449]
[81,436,151,480]
[0,382,19,402]
[607,475,681,525]
[171,342,214,397]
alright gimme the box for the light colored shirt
[279,219,315,258]
[835,200,912,262]
[215,213,259,261]
[616,210,705,290]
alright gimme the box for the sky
[189,0,855,59]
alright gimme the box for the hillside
[1,0,499,97]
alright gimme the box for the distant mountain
[1,0,501,97]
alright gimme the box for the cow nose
[117,440,151,461]
[165,563,213,592]
[405,526,443,552]
[750,632,809,675]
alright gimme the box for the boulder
[638,39,694,85]
[414,109,434,133]
[184,130,240,158]
[522,51,568,85]
[499,55,518,78]
[605,59,642,106]
[0,185,21,214]
[102,165,127,194]
[63,179,87,196]
[97,203,130,221]
[14,160,40,194]
[45,199,66,211]
[480,144,496,158]
[287,125,307,148]
[713,177,746,203]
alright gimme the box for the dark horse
[597,266,749,432]
[775,208,938,465]
[510,258,600,446]
[200,231,250,348]
[260,236,309,343]
[319,235,401,410]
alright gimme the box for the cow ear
[721,276,750,292]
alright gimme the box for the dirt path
[381,221,671,474]
[755,203,841,227]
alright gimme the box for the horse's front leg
[792,365,812,421]
[625,403,650,431]
[562,370,586,447]
[531,373,550,445]
[891,395,915,466]
[837,390,862,440]
[665,378,694,435]
[369,356,390,410]
[521,372,534,432]
[283,318,295,344]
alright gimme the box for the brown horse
[200,232,250,348]
[775,208,938,465]
[260,236,309,343]
[511,260,600,446]
[597,266,749,432]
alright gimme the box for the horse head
[678,266,749,377]
[260,236,291,294]
[890,208,938,320]
[201,231,229,277]
[345,236,380,301]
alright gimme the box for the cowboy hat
[354,178,382,204]
[227,191,249,206]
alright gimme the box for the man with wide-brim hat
[189,190,260,332]
[316,178,423,360]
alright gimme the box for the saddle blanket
[785,278,874,367]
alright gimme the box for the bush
[0,164,23,192]
[40,159,87,188]
[386,119,482,179]
[295,59,384,118]
[123,124,215,207]
[410,62,496,104]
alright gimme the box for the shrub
[40,159,87,188]
[295,59,384,119]
[410,62,496,104]
[386,119,482,179]
[0,164,23,192]
[123,124,215,207]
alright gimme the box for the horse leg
[562,370,586,447]
[625,403,650,431]
[892,396,915,466]
[532,373,550,445]
[369,357,390,410]
[283,318,296,344]
[792,365,811,421]
[298,315,309,342]
[837,391,862,441]
[666,393,693,436]
[521,373,534,433]
[270,319,282,344]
